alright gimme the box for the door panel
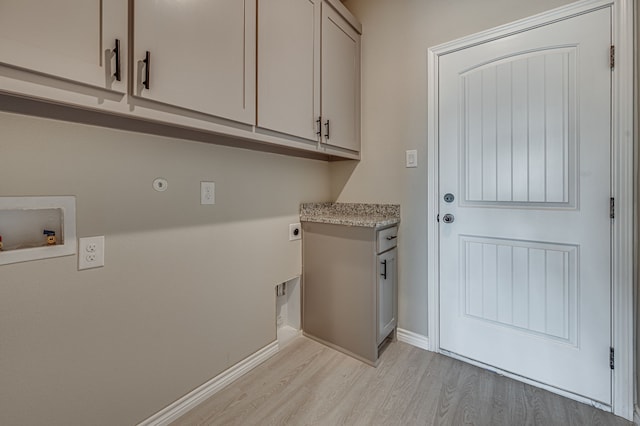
[377,247,397,344]
[258,0,320,142]
[439,7,611,404]
[321,4,360,152]
[461,49,576,206]
[461,236,577,343]
[133,0,256,124]
[0,0,126,91]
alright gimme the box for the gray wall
[0,112,330,425]
[1,1,636,424]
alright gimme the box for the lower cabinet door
[377,247,397,344]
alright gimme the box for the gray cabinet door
[377,247,397,344]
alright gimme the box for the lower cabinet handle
[381,259,387,279]
[386,235,397,241]
[143,51,150,90]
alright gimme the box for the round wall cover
[153,178,168,192]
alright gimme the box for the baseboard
[137,341,279,426]
[634,405,640,425]
[396,328,430,351]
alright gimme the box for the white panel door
[321,3,360,152]
[0,1,126,91]
[133,0,256,124]
[439,8,612,404]
[258,0,320,142]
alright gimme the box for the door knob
[442,214,455,223]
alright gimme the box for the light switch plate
[78,236,105,270]
[406,150,418,168]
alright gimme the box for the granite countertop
[300,202,400,228]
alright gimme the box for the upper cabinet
[0,0,360,159]
[132,0,256,125]
[0,1,127,92]
[257,0,361,153]
[257,0,321,142]
[321,3,361,152]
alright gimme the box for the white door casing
[427,0,635,419]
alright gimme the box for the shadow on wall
[0,111,331,238]
[330,159,359,199]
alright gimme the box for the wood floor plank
[171,337,632,426]
[401,352,449,425]
[375,347,435,425]
[337,342,413,426]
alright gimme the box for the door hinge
[610,347,615,370]
[610,197,615,219]
[610,45,615,69]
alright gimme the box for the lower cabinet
[302,222,397,366]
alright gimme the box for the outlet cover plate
[201,182,215,205]
[78,236,105,270]
[289,223,301,241]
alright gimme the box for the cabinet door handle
[386,235,397,241]
[381,259,387,279]
[113,39,121,82]
[324,119,330,140]
[142,51,151,90]
[316,116,322,137]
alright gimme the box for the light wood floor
[171,337,632,426]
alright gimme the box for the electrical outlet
[201,181,215,205]
[78,236,105,270]
[289,223,301,241]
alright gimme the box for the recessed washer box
[0,196,76,265]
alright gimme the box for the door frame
[426,0,635,420]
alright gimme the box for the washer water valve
[43,230,57,246]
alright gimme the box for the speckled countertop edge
[300,202,400,228]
